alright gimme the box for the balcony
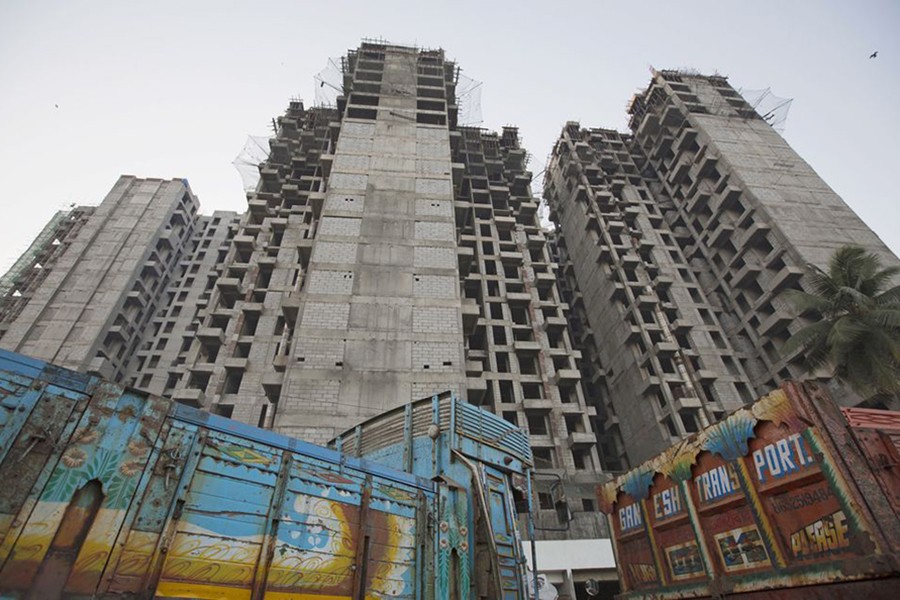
[297,238,313,265]
[667,159,691,186]
[542,316,567,333]
[634,294,658,308]
[457,246,474,275]
[224,357,249,370]
[241,302,264,314]
[527,232,547,248]
[707,220,734,247]
[320,153,334,178]
[686,187,712,214]
[518,200,538,217]
[106,324,127,342]
[523,398,555,412]
[639,375,662,393]
[695,369,718,382]
[732,262,763,288]
[246,197,268,216]
[494,215,516,230]
[535,272,556,288]
[567,431,597,448]
[552,368,581,385]
[282,292,301,322]
[669,319,693,333]
[654,274,675,290]
[674,395,703,410]
[759,309,793,337]
[653,341,679,355]
[281,184,299,203]
[768,264,805,293]
[172,388,205,409]
[675,127,697,151]
[306,192,325,219]
[596,244,613,263]
[197,326,225,344]
[461,299,480,334]
[739,221,771,247]
[466,377,487,404]
[513,340,542,355]
[507,292,532,305]
[217,277,242,296]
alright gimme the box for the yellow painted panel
[155,582,354,600]
[155,580,252,599]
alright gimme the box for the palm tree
[781,245,900,400]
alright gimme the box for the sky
[1,1,898,273]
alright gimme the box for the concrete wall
[0,176,201,381]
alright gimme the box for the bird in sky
[870,51,878,59]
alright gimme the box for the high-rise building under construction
[545,70,900,467]
[0,42,615,596]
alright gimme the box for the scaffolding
[0,210,71,297]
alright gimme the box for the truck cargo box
[0,348,533,599]
[597,381,900,599]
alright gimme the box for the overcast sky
[1,1,898,273]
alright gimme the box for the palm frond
[783,245,900,399]
[875,285,900,307]
[868,308,900,331]
[780,289,830,315]
[804,266,841,300]
[863,264,900,297]
[781,321,830,360]
[827,317,868,348]
[833,285,874,312]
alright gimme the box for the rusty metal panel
[0,381,169,597]
[0,383,86,568]
[841,407,900,519]
[102,421,200,595]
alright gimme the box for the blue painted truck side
[0,349,533,599]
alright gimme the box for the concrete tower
[0,42,618,594]
[0,176,236,383]
[546,71,900,465]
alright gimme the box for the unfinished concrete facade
[0,177,236,383]
[546,71,900,466]
[154,43,604,493]
[0,42,616,593]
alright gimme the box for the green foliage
[781,246,900,399]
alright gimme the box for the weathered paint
[598,382,900,599]
[330,391,534,599]
[0,348,532,599]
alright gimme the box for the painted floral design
[119,460,144,477]
[61,447,87,468]
[127,439,150,457]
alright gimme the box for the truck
[597,381,900,599]
[0,348,534,599]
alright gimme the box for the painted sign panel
[652,483,685,523]
[597,385,900,599]
[619,535,660,590]
[713,525,770,573]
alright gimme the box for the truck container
[597,381,900,599]
[0,348,533,599]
